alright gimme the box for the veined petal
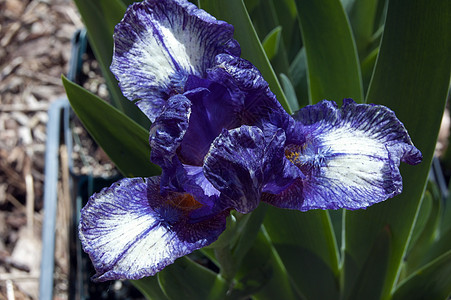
[204,126,265,213]
[111,0,240,121]
[265,99,422,211]
[79,177,228,281]
[178,76,240,166]
[207,54,290,127]
[204,126,302,213]
[149,94,191,168]
[262,127,304,194]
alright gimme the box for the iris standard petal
[207,54,290,127]
[264,99,422,211]
[79,177,228,281]
[178,77,239,166]
[149,94,191,168]
[111,0,240,121]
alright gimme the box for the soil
[0,0,116,299]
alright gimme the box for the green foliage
[264,208,340,299]
[294,0,363,104]
[343,0,451,298]
[62,76,160,178]
[68,0,451,298]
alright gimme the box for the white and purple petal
[204,126,302,213]
[265,99,422,211]
[79,176,228,281]
[111,0,240,121]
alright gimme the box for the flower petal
[207,54,290,127]
[111,0,240,121]
[178,76,240,166]
[79,177,228,281]
[204,126,302,213]
[265,99,422,211]
[204,126,264,213]
[149,94,191,168]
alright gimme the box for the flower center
[285,142,329,176]
[167,193,203,212]
[156,193,204,226]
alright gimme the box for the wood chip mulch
[0,0,83,299]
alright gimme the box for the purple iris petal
[111,0,240,121]
[148,54,295,211]
[204,126,302,213]
[207,54,290,128]
[179,76,240,165]
[263,99,422,211]
[79,176,229,281]
[149,94,191,168]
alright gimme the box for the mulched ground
[0,0,115,299]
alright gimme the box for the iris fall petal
[264,99,422,211]
[79,177,228,281]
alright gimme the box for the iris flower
[79,0,421,281]
[207,99,422,211]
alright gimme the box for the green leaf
[403,178,451,279]
[404,182,442,276]
[391,250,451,300]
[263,207,340,299]
[360,47,378,95]
[294,0,363,103]
[343,0,451,299]
[62,76,161,177]
[73,0,150,128]
[230,226,299,300]
[244,0,292,81]
[279,73,300,112]
[198,0,292,114]
[346,0,379,57]
[131,276,169,300]
[231,204,268,266]
[347,226,391,300]
[270,0,302,62]
[157,257,228,300]
[244,0,278,40]
[262,26,282,61]
[289,48,310,107]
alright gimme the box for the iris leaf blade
[391,250,451,300]
[157,257,228,300]
[294,0,363,103]
[270,0,302,63]
[230,225,299,300]
[343,0,451,299]
[131,276,169,300]
[289,48,309,107]
[62,76,160,177]
[263,207,340,299]
[279,73,300,112]
[347,226,391,300]
[345,0,379,56]
[262,26,282,61]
